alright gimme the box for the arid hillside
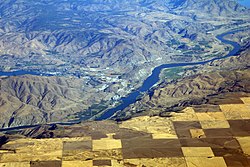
[113,48,250,120]
[0,91,250,167]
[0,76,87,128]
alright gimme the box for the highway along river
[0,29,244,132]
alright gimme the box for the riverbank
[94,28,243,120]
[0,28,246,132]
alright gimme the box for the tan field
[0,93,250,166]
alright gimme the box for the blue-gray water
[0,29,245,132]
[0,70,52,77]
[238,0,250,7]
[95,29,242,120]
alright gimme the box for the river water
[0,70,52,77]
[0,29,244,131]
[95,29,242,120]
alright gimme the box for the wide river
[95,29,242,120]
[0,29,244,131]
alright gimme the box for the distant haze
[238,0,250,7]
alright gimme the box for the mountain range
[0,0,249,128]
